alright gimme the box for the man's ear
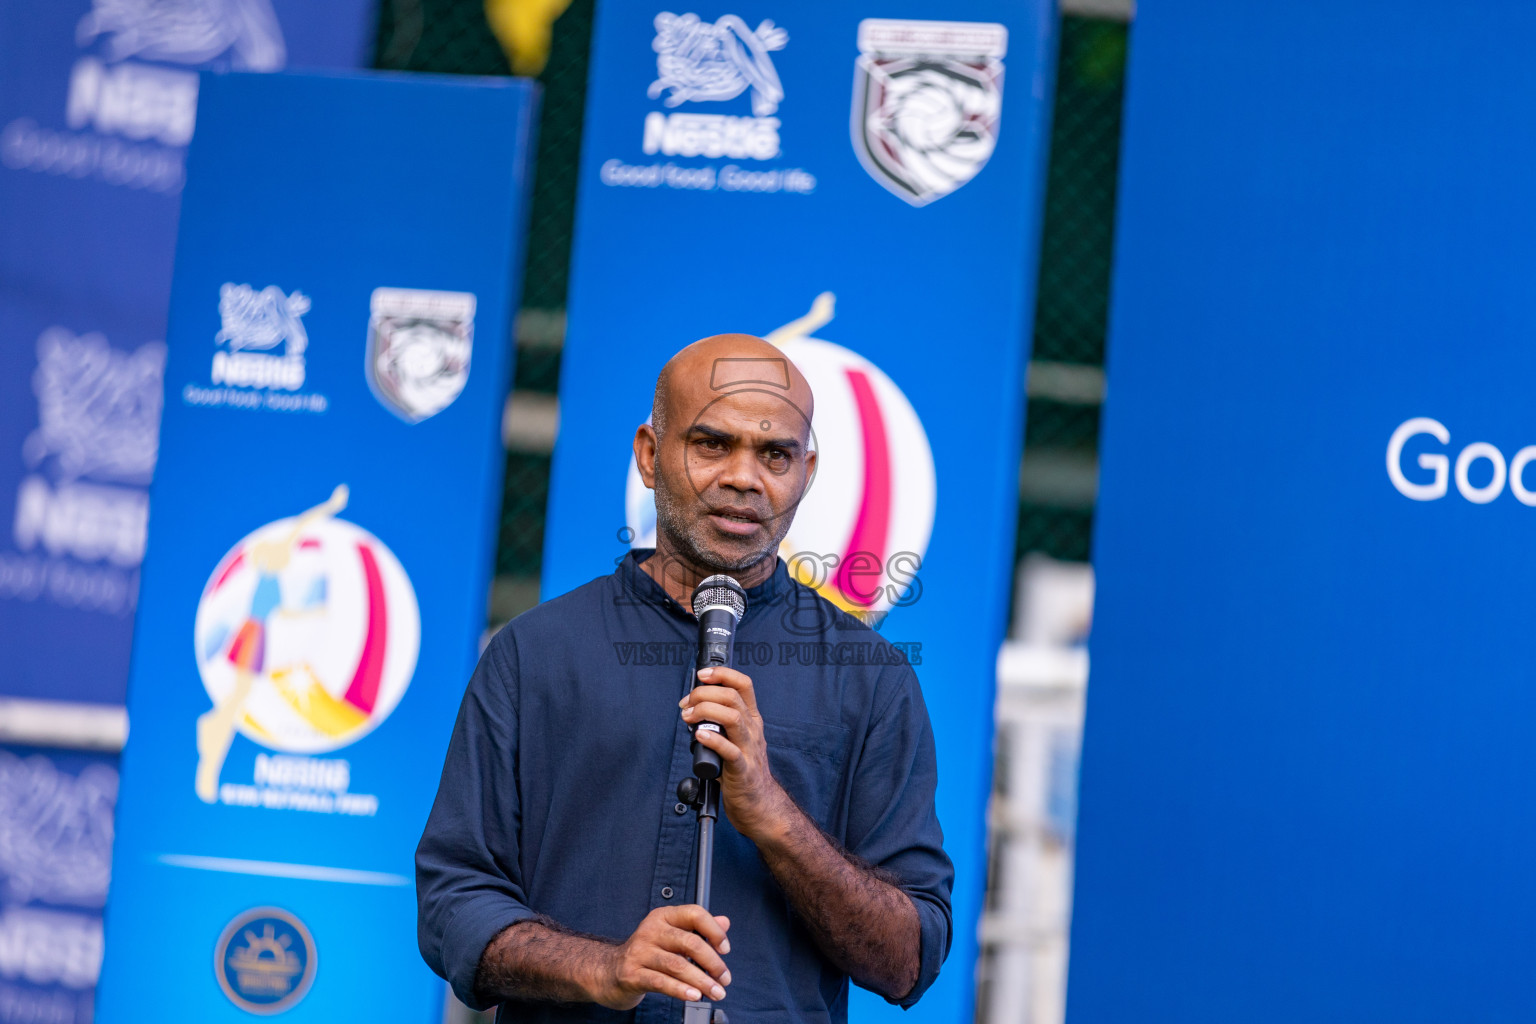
[802,448,817,494]
[634,423,659,488]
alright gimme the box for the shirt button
[661,886,674,899]
[674,802,688,815]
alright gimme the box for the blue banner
[0,0,374,706]
[0,744,117,1024]
[1069,2,1536,1021]
[544,5,1056,1022]
[96,70,537,1020]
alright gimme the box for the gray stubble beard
[652,469,795,574]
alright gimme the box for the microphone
[690,574,747,780]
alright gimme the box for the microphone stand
[678,574,745,1024]
[675,772,725,1024]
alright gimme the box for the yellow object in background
[485,0,574,76]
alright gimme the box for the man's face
[646,385,815,573]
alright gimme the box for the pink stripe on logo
[834,368,892,608]
[343,543,387,714]
[208,552,246,595]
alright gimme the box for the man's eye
[698,438,725,451]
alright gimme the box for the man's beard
[652,473,792,573]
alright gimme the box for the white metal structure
[977,556,1092,1024]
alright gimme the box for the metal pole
[695,778,718,910]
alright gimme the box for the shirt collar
[620,548,790,620]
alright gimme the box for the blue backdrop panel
[0,0,374,706]
[96,71,537,1021]
[0,744,118,1024]
[543,4,1056,1022]
[1070,2,1536,1021]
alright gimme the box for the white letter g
[1387,417,1450,500]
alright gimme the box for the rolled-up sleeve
[845,663,954,1009]
[416,631,536,1010]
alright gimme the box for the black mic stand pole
[676,767,728,1024]
[677,575,746,1024]
[693,776,719,913]
[677,731,728,1024]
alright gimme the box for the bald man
[417,336,952,1023]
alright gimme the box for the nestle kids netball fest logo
[193,485,420,809]
[627,293,936,619]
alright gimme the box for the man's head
[635,334,817,577]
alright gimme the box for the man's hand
[591,905,732,1010]
[680,666,923,1002]
[474,907,731,1009]
[681,666,792,839]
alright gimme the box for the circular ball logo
[215,907,317,1014]
[626,295,936,616]
[194,510,420,755]
[773,334,935,613]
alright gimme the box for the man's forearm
[473,905,733,1010]
[474,918,609,1006]
[752,790,921,1000]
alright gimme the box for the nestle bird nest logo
[644,11,787,161]
[599,10,818,195]
[215,907,316,1014]
[78,0,286,71]
[212,283,309,389]
[185,283,329,414]
[0,0,287,193]
[11,328,163,592]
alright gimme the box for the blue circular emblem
[214,907,317,1014]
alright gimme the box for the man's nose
[715,448,763,493]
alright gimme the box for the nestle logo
[642,111,780,160]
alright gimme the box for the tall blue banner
[96,71,537,1020]
[544,4,1056,1022]
[1069,2,1536,1021]
[0,0,375,706]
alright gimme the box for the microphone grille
[692,574,747,621]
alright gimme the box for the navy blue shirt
[416,551,952,1023]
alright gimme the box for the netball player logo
[626,293,936,617]
[192,486,420,802]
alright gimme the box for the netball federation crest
[850,19,1007,207]
[192,486,420,802]
[365,287,476,422]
